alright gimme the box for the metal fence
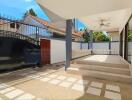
[0,15,52,44]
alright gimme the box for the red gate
[40,39,51,65]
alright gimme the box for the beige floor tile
[0,87,15,94]
[87,87,101,96]
[5,89,24,99]
[66,77,77,82]
[40,77,52,82]
[90,82,103,88]
[49,79,61,85]
[56,75,67,80]
[106,84,120,92]
[15,93,35,100]
[104,91,121,100]
[59,81,73,88]
[71,84,84,92]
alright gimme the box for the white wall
[111,42,119,54]
[72,42,80,50]
[0,23,17,32]
[128,42,132,63]
[82,43,89,49]
[50,40,89,64]
[49,39,120,64]
[92,42,109,54]
[50,39,66,64]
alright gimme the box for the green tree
[83,31,110,42]
[128,30,132,41]
[29,8,37,16]
[93,32,110,42]
[23,8,37,18]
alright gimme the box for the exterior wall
[92,42,109,54]
[109,32,120,41]
[111,42,119,54]
[0,23,17,32]
[19,16,52,38]
[50,39,66,64]
[72,42,80,50]
[42,39,120,64]
[128,42,132,63]
[50,39,91,64]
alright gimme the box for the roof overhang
[36,0,132,33]
[37,0,132,19]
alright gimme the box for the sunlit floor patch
[0,84,9,90]
[0,87,15,94]
[0,97,3,100]
[66,77,77,82]
[15,93,35,100]
[87,87,101,96]
[71,84,84,92]
[77,80,89,85]
[5,89,24,99]
[56,75,67,80]
[49,79,61,85]
[48,74,58,78]
[106,84,120,92]
[90,82,103,88]
[40,77,52,82]
[104,91,121,100]
[59,81,73,88]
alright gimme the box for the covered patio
[0,0,132,100]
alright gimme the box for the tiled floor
[16,70,122,100]
[0,66,131,100]
[0,82,41,100]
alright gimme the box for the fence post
[88,42,89,49]
[109,41,111,55]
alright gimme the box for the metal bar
[109,41,111,55]
[119,30,123,57]
[124,23,128,60]
[65,19,72,71]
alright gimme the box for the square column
[65,19,72,71]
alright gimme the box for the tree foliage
[93,32,110,42]
[128,30,132,41]
[83,31,110,42]
[23,8,37,18]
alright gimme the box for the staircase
[0,30,39,45]
[0,29,40,72]
[0,57,35,73]
[67,56,132,83]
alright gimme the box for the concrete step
[71,64,130,75]
[67,67,132,83]
[72,60,129,69]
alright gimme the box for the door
[40,39,50,65]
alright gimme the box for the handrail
[0,30,39,45]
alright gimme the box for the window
[10,23,15,28]
[16,24,20,29]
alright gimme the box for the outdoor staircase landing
[67,56,132,83]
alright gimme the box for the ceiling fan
[99,18,110,28]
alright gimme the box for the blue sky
[0,0,50,21]
[0,0,86,29]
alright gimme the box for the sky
[0,0,50,21]
[0,0,86,29]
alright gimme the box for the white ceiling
[36,0,132,33]
[37,0,132,19]
[79,9,130,32]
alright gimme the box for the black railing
[0,15,53,45]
